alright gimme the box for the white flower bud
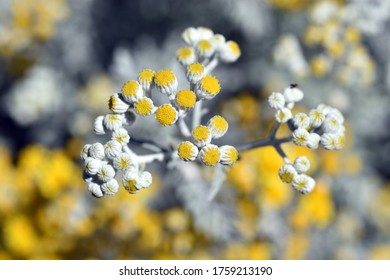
[88,183,104,198]
[101,178,119,195]
[317,104,331,115]
[84,157,102,175]
[138,171,153,188]
[268,92,285,110]
[103,114,123,131]
[219,145,239,166]
[197,26,214,41]
[104,140,122,159]
[219,40,241,63]
[328,108,344,123]
[309,108,325,128]
[293,156,311,173]
[307,133,321,149]
[89,143,105,160]
[283,85,304,103]
[292,112,310,129]
[108,93,130,114]
[112,128,130,145]
[275,108,292,123]
[97,164,116,182]
[122,171,141,194]
[80,144,91,162]
[292,128,310,146]
[211,34,226,52]
[278,164,297,183]
[320,133,339,150]
[113,152,135,171]
[322,114,342,133]
[94,116,105,135]
[292,174,315,194]
[182,27,200,45]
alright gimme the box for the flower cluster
[177,115,238,166]
[81,27,241,197]
[268,84,346,194]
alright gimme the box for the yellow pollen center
[138,69,155,83]
[281,171,294,183]
[178,142,196,160]
[225,147,238,163]
[296,179,308,190]
[228,41,241,56]
[120,158,130,169]
[192,126,210,141]
[135,98,153,116]
[201,75,220,95]
[155,104,177,126]
[188,63,204,75]
[154,70,176,87]
[107,114,122,123]
[177,47,193,59]
[122,80,139,97]
[337,135,345,147]
[313,111,324,120]
[202,147,221,166]
[296,136,307,144]
[176,90,196,109]
[124,179,138,194]
[197,40,212,51]
[210,116,228,132]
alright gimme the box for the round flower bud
[196,39,215,59]
[307,133,321,149]
[101,178,119,196]
[309,108,325,128]
[283,85,304,103]
[94,116,105,135]
[122,171,141,194]
[322,114,342,133]
[134,97,155,116]
[138,171,152,189]
[292,174,315,194]
[186,63,205,84]
[268,92,285,110]
[292,112,310,129]
[155,104,178,126]
[219,145,239,166]
[177,141,199,161]
[199,144,221,166]
[219,40,241,63]
[335,133,345,150]
[317,104,332,115]
[175,90,197,110]
[108,93,129,114]
[182,27,200,46]
[89,143,105,160]
[176,47,197,66]
[293,156,311,173]
[104,140,122,159]
[154,69,178,97]
[211,34,226,52]
[328,108,344,123]
[275,108,292,123]
[292,128,310,146]
[195,75,221,100]
[208,115,228,139]
[192,125,212,147]
[121,80,144,103]
[88,183,104,198]
[197,27,214,41]
[80,144,91,161]
[137,69,155,92]
[278,164,297,183]
[112,128,130,145]
[84,157,102,175]
[320,133,338,150]
[103,114,123,131]
[113,152,134,171]
[97,164,116,183]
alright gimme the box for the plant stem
[177,116,191,137]
[235,136,292,152]
[192,100,202,129]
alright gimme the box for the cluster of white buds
[81,27,241,198]
[177,115,238,166]
[268,84,346,194]
[278,157,315,194]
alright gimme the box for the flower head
[195,75,221,100]
[94,116,105,135]
[80,144,91,161]
[307,133,321,149]
[292,112,310,129]
[322,114,342,133]
[101,178,119,195]
[121,80,143,103]
[219,40,241,63]
[113,152,134,171]
[103,114,123,131]
[84,157,102,175]
[138,171,153,189]
[196,39,215,58]
[292,128,310,146]
[211,34,226,52]
[175,90,197,110]
[177,141,199,161]
[154,69,178,96]
[108,93,129,114]
[89,143,105,160]
[176,47,196,66]
[207,115,228,139]
[186,63,205,84]
[88,182,104,198]
[275,108,292,123]
[219,145,239,166]
[292,174,315,194]
[309,108,325,128]
[192,125,212,147]
[268,92,285,110]
[112,128,130,145]
[97,164,116,183]
[199,144,221,166]
[134,97,155,116]
[104,140,122,159]
[137,69,155,92]
[283,84,304,103]
[278,164,297,183]
[293,156,311,173]
[155,104,178,126]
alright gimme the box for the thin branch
[204,56,218,74]
[192,100,203,129]
[236,136,292,152]
[177,116,191,138]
